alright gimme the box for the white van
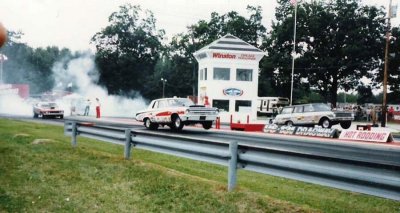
[257,97,290,116]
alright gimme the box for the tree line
[1,0,399,106]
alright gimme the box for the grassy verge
[0,118,398,212]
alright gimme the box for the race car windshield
[169,99,194,107]
[41,103,58,108]
[313,103,331,112]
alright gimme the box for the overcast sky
[0,0,398,51]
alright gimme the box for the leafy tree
[374,27,400,97]
[356,84,374,104]
[91,4,165,99]
[1,31,72,94]
[261,0,386,107]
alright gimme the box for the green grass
[0,118,399,212]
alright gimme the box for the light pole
[382,0,393,127]
[290,0,298,106]
[161,78,167,98]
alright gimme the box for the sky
[0,0,398,52]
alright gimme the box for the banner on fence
[339,130,393,143]
[263,125,338,138]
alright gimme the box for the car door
[293,105,305,125]
[302,104,315,125]
[275,107,293,125]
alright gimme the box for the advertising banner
[263,125,338,138]
[339,130,393,143]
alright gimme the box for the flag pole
[290,1,298,106]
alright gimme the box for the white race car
[135,97,219,131]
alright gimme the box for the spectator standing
[84,99,91,116]
[370,107,377,126]
[95,98,101,118]
[388,106,394,121]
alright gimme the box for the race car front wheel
[144,118,158,130]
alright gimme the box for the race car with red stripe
[33,102,64,119]
[135,97,219,131]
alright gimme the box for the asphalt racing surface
[1,113,399,145]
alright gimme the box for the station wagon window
[200,69,203,80]
[236,69,252,81]
[294,106,303,113]
[204,68,207,80]
[235,100,252,112]
[303,105,313,112]
[212,99,229,112]
[213,67,230,80]
[281,107,293,114]
[313,103,331,111]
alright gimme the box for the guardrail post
[124,129,132,160]
[71,122,77,147]
[228,141,238,191]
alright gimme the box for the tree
[91,4,165,99]
[261,0,386,107]
[1,30,72,94]
[356,84,374,104]
[374,27,400,97]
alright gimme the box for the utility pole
[290,0,298,106]
[191,33,196,100]
[382,0,393,127]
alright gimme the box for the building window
[236,69,252,81]
[212,99,229,112]
[204,68,207,80]
[235,100,252,112]
[200,69,203,81]
[213,67,230,80]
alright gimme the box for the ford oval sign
[223,88,243,96]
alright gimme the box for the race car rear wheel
[171,115,184,131]
[202,121,213,130]
[319,118,332,128]
[33,113,38,118]
[285,120,294,126]
[144,118,158,130]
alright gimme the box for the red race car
[33,102,64,119]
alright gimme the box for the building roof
[195,34,265,54]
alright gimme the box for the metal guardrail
[64,120,400,201]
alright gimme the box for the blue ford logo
[223,88,243,96]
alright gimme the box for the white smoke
[0,53,148,118]
[53,53,147,117]
[0,93,32,116]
